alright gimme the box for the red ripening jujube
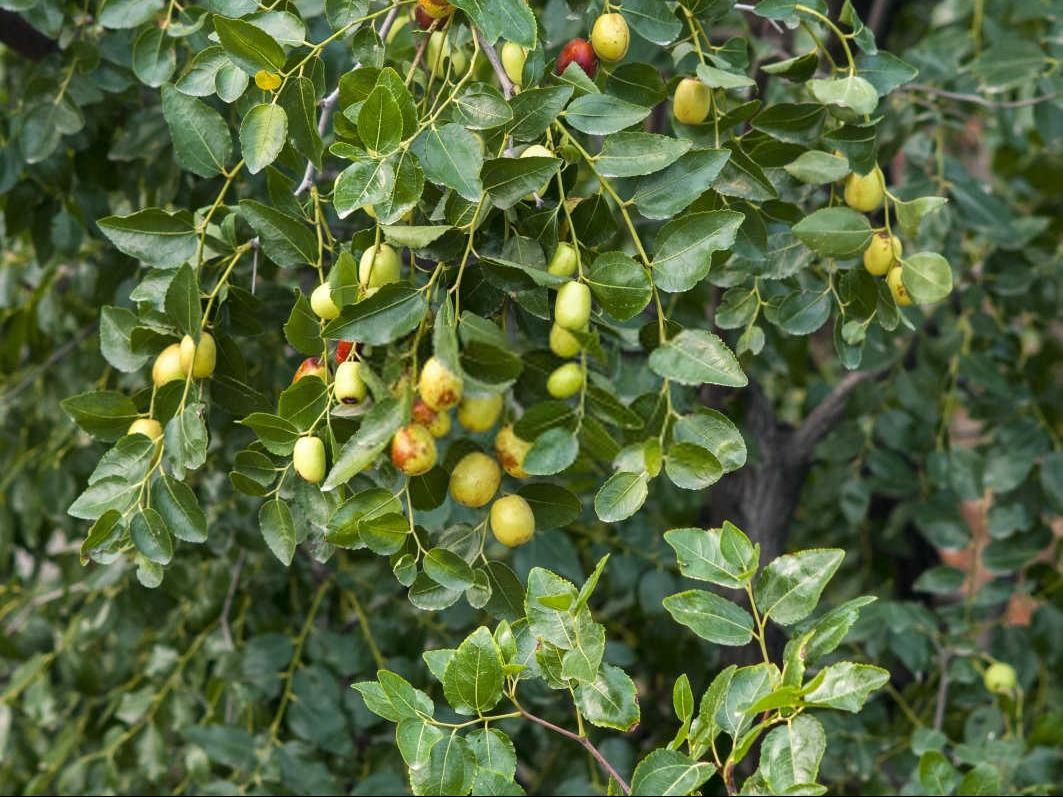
[555,38,598,78]
[414,5,435,29]
[293,356,327,383]
[335,340,356,364]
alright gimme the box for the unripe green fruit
[547,362,584,398]
[863,232,902,276]
[495,424,531,478]
[591,13,630,63]
[310,283,340,320]
[886,266,912,307]
[128,418,164,441]
[293,436,326,483]
[334,361,367,404]
[457,393,504,432]
[419,356,463,411]
[983,661,1017,694]
[548,242,579,277]
[501,41,526,87]
[179,333,216,379]
[414,399,451,437]
[521,144,554,198]
[152,343,186,386]
[449,451,502,507]
[359,244,402,288]
[549,323,582,358]
[490,494,535,547]
[554,281,592,330]
[391,424,437,475]
[427,30,450,71]
[844,166,885,213]
[673,77,711,125]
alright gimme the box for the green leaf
[132,28,176,88]
[652,210,744,292]
[717,663,776,739]
[452,82,513,130]
[68,477,139,521]
[508,85,572,141]
[774,289,831,336]
[98,209,197,268]
[856,51,918,95]
[160,84,231,177]
[802,661,889,712]
[279,76,323,167]
[333,154,393,217]
[754,548,844,625]
[594,470,649,523]
[523,427,579,476]
[353,670,433,721]
[88,435,156,487]
[442,627,504,715]
[956,763,1002,796]
[164,263,202,336]
[752,102,826,144]
[632,149,730,219]
[481,155,561,209]
[586,251,652,320]
[575,663,641,731]
[259,498,296,565]
[755,714,826,793]
[620,0,682,45]
[631,749,716,796]
[665,443,723,490]
[424,548,475,590]
[649,329,747,387]
[240,103,287,174]
[80,510,124,565]
[151,475,208,544]
[410,731,473,796]
[792,207,872,257]
[449,0,536,49]
[411,123,484,202]
[895,195,948,238]
[239,412,301,456]
[665,522,758,589]
[164,405,209,477]
[673,409,746,473]
[901,252,953,304]
[596,132,692,178]
[322,398,405,490]
[240,200,317,268]
[357,84,402,155]
[918,750,961,796]
[784,150,850,184]
[99,307,149,373]
[395,718,444,769]
[131,507,173,565]
[810,75,879,115]
[100,0,163,28]
[662,589,755,646]
[62,391,140,441]
[467,727,517,794]
[564,94,651,136]
[214,16,286,75]
[322,284,426,347]
[696,62,755,89]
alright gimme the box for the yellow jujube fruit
[886,266,913,306]
[449,451,502,508]
[310,283,340,320]
[547,362,584,399]
[983,661,1017,694]
[391,424,437,475]
[179,333,216,379]
[495,425,531,478]
[554,281,592,330]
[490,494,535,547]
[844,166,885,213]
[549,323,582,358]
[334,361,367,404]
[128,418,164,442]
[548,242,579,277]
[501,41,527,87]
[591,13,630,63]
[673,77,711,125]
[418,356,463,411]
[863,231,902,276]
[293,436,326,483]
[359,244,402,288]
[153,343,186,386]
[457,394,504,432]
[418,0,454,20]
[520,144,554,198]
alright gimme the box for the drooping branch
[474,27,515,99]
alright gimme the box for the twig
[474,27,514,99]
[219,549,246,650]
[294,4,402,196]
[906,84,1059,110]
[734,2,783,34]
[515,702,631,794]
[788,368,880,461]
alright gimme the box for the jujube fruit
[449,451,502,507]
[293,356,327,383]
[293,436,326,483]
[417,0,453,20]
[844,166,885,213]
[520,144,554,198]
[983,661,1017,694]
[556,38,597,78]
[128,418,164,442]
[548,242,578,277]
[310,283,340,320]
[591,13,630,63]
[457,393,504,432]
[390,424,437,475]
[418,356,463,411]
[554,280,591,330]
[886,266,912,306]
[490,494,535,547]
[501,41,526,87]
[414,4,436,29]
[863,232,902,276]
[334,361,367,404]
[673,77,711,125]
[335,340,356,363]
[549,323,582,358]
[179,333,216,379]
[414,399,451,438]
[359,243,402,288]
[547,362,584,398]
[152,343,186,386]
[495,424,531,478]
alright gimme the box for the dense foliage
[0,0,1059,795]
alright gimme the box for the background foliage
[0,0,1060,795]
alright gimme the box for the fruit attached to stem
[547,242,579,277]
[555,38,598,78]
[414,399,451,437]
[554,280,592,330]
[457,394,504,432]
[490,494,535,547]
[293,356,327,383]
[335,340,356,363]
[983,661,1017,694]
[886,266,913,306]
[310,284,340,320]
[844,166,885,213]
[128,418,164,442]
[673,77,711,125]
[417,0,453,20]
[495,425,531,478]
[547,362,584,398]
[549,323,582,358]
[501,41,527,87]
[591,13,630,63]
[391,424,437,475]
[863,232,903,276]
[419,356,463,411]
[293,436,326,483]
[449,451,502,507]
[334,361,367,404]
[152,343,186,387]
[359,244,402,289]
[179,333,216,379]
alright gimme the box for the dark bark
[0,11,58,61]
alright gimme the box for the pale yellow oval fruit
[310,283,340,320]
[844,166,885,213]
[591,13,630,63]
[554,281,591,330]
[490,494,535,547]
[549,323,582,358]
[547,362,584,398]
[457,394,504,432]
[520,144,554,197]
[495,424,531,478]
[501,41,526,87]
[128,418,164,441]
[293,436,326,483]
[391,424,437,475]
[153,343,186,386]
[359,244,402,288]
[673,77,711,125]
[419,356,463,411]
[449,451,502,507]
[334,361,367,404]
[863,232,902,276]
[178,333,217,379]
[983,661,1017,694]
[886,266,913,306]
[548,241,579,277]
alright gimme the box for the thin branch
[219,549,247,650]
[906,84,1059,110]
[734,2,783,33]
[474,27,514,99]
[788,369,880,461]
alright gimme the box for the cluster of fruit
[846,166,912,306]
[130,333,217,442]
[499,9,629,88]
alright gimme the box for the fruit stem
[796,4,856,76]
